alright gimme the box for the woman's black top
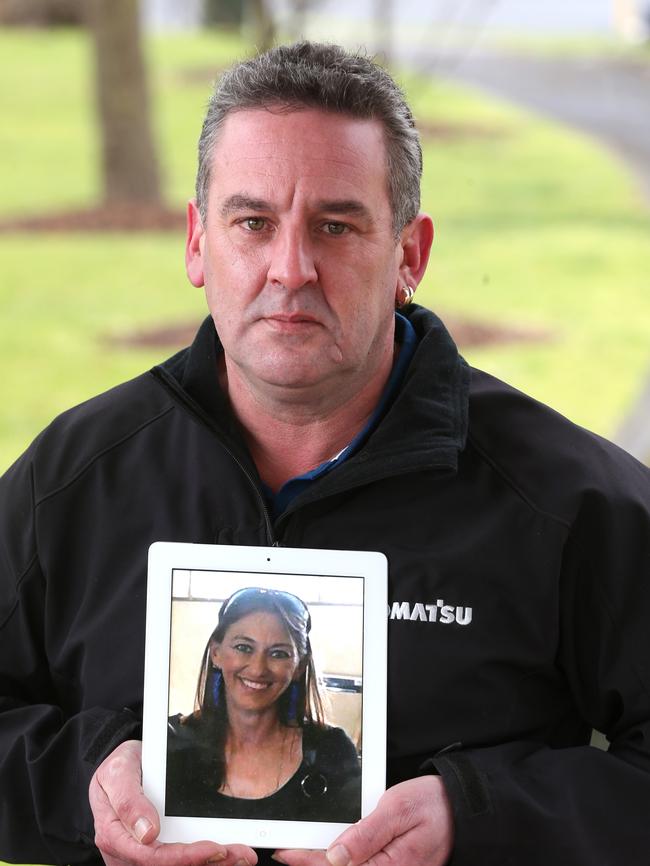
[165,714,361,824]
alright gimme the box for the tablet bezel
[142,541,387,850]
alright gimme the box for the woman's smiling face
[210,610,301,714]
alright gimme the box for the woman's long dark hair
[183,587,326,789]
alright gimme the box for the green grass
[1,30,650,471]
[0,232,207,455]
[482,33,650,60]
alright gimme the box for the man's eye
[324,222,347,235]
[244,217,266,231]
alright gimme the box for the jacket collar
[159,306,470,484]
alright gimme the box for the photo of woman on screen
[165,586,361,822]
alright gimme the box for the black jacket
[1,307,649,865]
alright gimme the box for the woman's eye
[270,649,290,659]
[244,217,266,231]
[233,643,253,653]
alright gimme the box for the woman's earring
[396,285,415,308]
[287,682,299,723]
[212,668,222,707]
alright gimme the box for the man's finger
[272,848,328,866]
[140,839,257,866]
[272,793,404,866]
[324,805,401,866]
[98,806,258,866]
[92,782,256,866]
[326,777,450,866]
[94,740,160,843]
[98,812,255,866]
[90,741,258,866]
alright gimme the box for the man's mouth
[265,312,320,327]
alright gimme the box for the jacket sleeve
[432,452,650,865]
[0,446,141,866]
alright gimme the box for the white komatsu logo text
[388,600,473,626]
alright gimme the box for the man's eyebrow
[219,195,373,221]
[220,194,272,216]
[316,199,373,220]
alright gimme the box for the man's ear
[185,199,206,288]
[397,213,434,294]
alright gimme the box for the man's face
[186,107,422,401]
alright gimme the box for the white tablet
[142,541,388,851]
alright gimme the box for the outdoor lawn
[1,28,650,474]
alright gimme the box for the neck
[220,347,395,492]
[220,711,301,799]
[225,704,284,747]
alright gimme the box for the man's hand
[273,776,454,866]
[89,739,257,866]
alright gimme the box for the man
[1,41,649,866]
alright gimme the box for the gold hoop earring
[395,285,415,309]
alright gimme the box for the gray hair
[195,41,422,234]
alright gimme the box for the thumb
[325,805,398,866]
[94,739,160,844]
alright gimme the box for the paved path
[421,49,650,203]
[411,47,650,461]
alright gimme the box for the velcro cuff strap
[435,752,492,817]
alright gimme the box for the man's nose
[267,223,318,290]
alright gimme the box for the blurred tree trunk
[248,0,275,52]
[86,0,161,206]
[0,0,83,25]
[205,0,243,26]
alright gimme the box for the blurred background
[1,0,649,474]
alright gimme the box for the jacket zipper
[220,446,277,546]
